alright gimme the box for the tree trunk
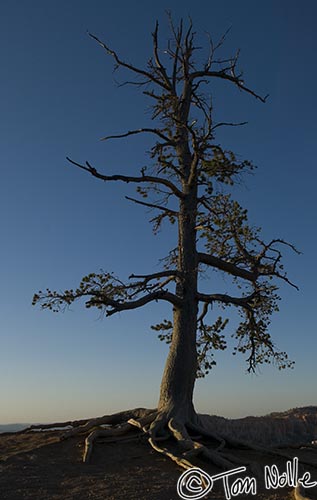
[158,188,198,420]
[158,306,198,419]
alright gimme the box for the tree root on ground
[7,407,317,500]
[17,408,317,479]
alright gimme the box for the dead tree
[32,16,301,470]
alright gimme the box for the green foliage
[200,147,255,186]
[151,319,173,343]
[196,316,228,377]
[232,283,294,372]
[32,272,130,313]
[152,316,228,377]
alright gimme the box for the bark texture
[158,189,198,419]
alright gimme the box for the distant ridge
[0,423,30,433]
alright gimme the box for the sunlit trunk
[158,186,198,419]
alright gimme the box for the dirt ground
[1,429,317,499]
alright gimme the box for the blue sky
[1,0,316,424]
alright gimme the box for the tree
[32,16,299,469]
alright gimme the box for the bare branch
[270,272,299,290]
[129,270,181,281]
[152,21,174,92]
[253,238,300,290]
[105,290,182,315]
[100,128,174,144]
[256,238,301,260]
[125,196,178,216]
[66,157,184,198]
[191,70,268,103]
[204,31,213,72]
[88,32,171,91]
[198,252,257,282]
[143,90,161,101]
[213,26,233,52]
[212,121,248,131]
[203,28,233,72]
[197,302,209,323]
[197,291,256,309]
[165,12,184,91]
[116,78,151,88]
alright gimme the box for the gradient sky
[1,0,316,424]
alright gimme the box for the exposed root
[7,418,89,435]
[14,406,317,490]
[294,483,314,500]
[56,408,312,475]
[55,408,240,470]
[148,437,194,471]
[60,408,155,440]
[127,412,158,432]
[82,410,158,463]
[83,421,134,463]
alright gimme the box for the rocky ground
[1,424,317,500]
